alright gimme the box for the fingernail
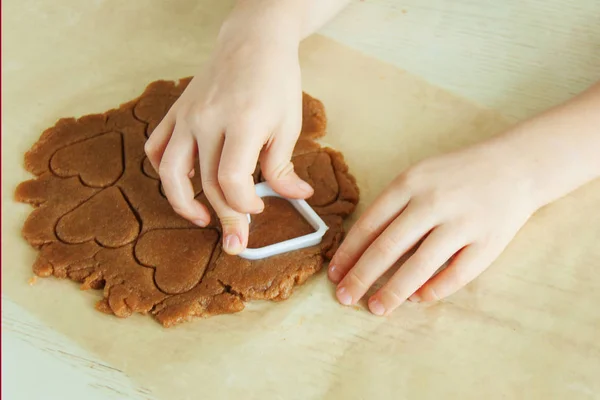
[409,293,421,303]
[297,181,313,194]
[193,219,208,227]
[336,286,353,306]
[369,298,386,316]
[224,234,243,254]
[328,265,342,283]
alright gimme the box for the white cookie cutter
[238,182,329,260]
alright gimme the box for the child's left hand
[328,137,538,316]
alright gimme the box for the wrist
[477,133,543,215]
[492,132,554,212]
[494,119,600,212]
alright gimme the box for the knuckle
[200,180,220,199]
[428,286,442,301]
[380,287,404,304]
[143,140,155,156]
[395,166,420,189]
[346,271,369,290]
[332,246,352,266]
[394,171,411,189]
[478,232,496,248]
[233,109,262,128]
[217,170,244,187]
[265,161,294,181]
[180,103,217,131]
[411,249,436,268]
[231,111,270,137]
[175,102,193,120]
[158,162,186,183]
[354,220,379,241]
[419,284,442,302]
[232,113,254,129]
[201,177,219,190]
[185,111,204,130]
[373,235,398,257]
[219,215,245,228]
[415,189,443,214]
[446,268,468,289]
[227,199,249,214]
[428,187,445,206]
[452,216,473,232]
[452,218,478,243]
[157,162,175,178]
[280,117,301,138]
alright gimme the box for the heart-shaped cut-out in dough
[135,229,219,294]
[51,132,123,187]
[56,186,140,247]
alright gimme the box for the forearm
[219,0,349,47]
[501,82,600,209]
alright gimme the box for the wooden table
[3,1,599,399]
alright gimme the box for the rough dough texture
[15,78,359,327]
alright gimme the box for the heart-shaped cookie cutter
[238,182,329,260]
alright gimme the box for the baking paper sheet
[3,1,599,399]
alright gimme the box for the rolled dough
[15,78,360,327]
[4,1,598,395]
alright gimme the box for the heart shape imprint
[56,186,140,247]
[51,132,124,187]
[135,228,219,294]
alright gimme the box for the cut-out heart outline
[50,131,124,188]
[135,228,219,294]
[56,186,140,248]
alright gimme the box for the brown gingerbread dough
[15,77,359,327]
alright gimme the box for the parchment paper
[3,1,599,399]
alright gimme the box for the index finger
[159,124,211,226]
[328,184,410,283]
[199,134,250,255]
[218,123,266,214]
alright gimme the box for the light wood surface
[323,0,600,120]
[3,1,599,399]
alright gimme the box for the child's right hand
[144,19,313,255]
[329,81,600,315]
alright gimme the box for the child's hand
[328,139,538,315]
[144,23,312,255]
[145,0,351,254]
[329,79,600,316]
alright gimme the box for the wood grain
[322,0,600,120]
